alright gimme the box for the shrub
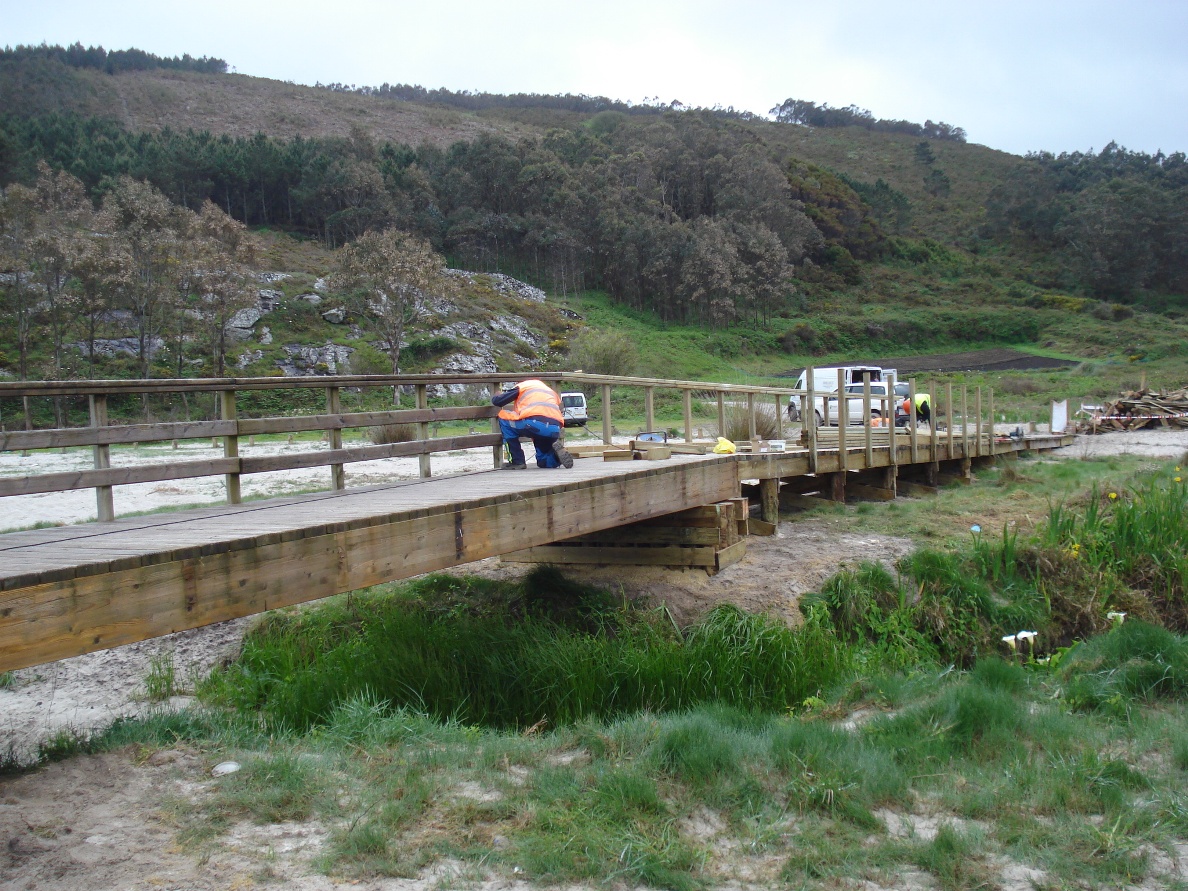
[368,423,417,445]
[566,329,638,377]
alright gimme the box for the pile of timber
[592,440,709,461]
[1081,387,1188,432]
[802,426,913,446]
[502,498,765,575]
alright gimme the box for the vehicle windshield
[562,395,584,408]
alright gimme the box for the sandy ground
[3,429,1188,889]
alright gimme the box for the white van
[560,392,588,427]
[787,366,895,424]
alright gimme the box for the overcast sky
[3,0,1185,157]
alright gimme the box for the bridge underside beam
[0,461,739,672]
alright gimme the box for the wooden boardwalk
[0,454,740,671]
[0,434,1074,672]
[0,369,1075,671]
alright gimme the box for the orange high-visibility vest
[498,379,564,425]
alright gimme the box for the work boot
[502,462,527,470]
[552,442,574,469]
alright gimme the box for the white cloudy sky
[3,0,1185,156]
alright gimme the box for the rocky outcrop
[443,270,546,303]
[321,307,347,324]
[276,342,354,376]
[70,337,165,359]
[257,289,284,311]
[225,307,263,343]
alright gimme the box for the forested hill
[2,45,1187,334]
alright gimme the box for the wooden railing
[0,370,993,523]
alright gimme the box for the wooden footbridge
[0,371,1071,672]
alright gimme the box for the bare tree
[331,228,451,402]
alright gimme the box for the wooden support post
[683,389,693,442]
[830,470,846,502]
[717,392,726,439]
[747,393,756,440]
[645,386,655,433]
[602,383,613,445]
[220,389,241,505]
[863,373,873,467]
[805,365,816,473]
[490,384,503,468]
[759,477,779,525]
[909,378,918,465]
[837,367,847,471]
[89,394,115,522]
[326,386,345,490]
[416,383,431,479]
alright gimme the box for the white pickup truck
[787,365,895,425]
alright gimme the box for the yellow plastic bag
[713,437,736,454]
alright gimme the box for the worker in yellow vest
[491,380,574,469]
[900,392,931,426]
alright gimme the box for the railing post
[887,372,898,472]
[220,389,241,504]
[947,381,955,458]
[417,383,431,479]
[327,386,345,490]
[863,373,873,467]
[805,365,816,473]
[645,386,655,433]
[975,386,983,458]
[89,394,115,522]
[988,388,995,454]
[747,392,756,441]
[931,378,940,463]
[837,367,847,471]
[774,394,783,441]
[490,384,503,468]
[961,385,969,458]
[682,389,693,442]
[717,392,725,438]
[601,383,613,445]
[909,378,918,465]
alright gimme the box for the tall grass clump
[202,571,853,733]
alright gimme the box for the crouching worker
[492,379,574,469]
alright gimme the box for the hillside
[2,46,1187,410]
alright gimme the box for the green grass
[13,456,1188,888]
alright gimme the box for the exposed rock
[259,326,272,345]
[314,277,329,292]
[257,289,284,312]
[444,269,546,303]
[276,342,355,376]
[428,351,498,395]
[321,307,347,324]
[257,272,290,283]
[296,293,323,306]
[225,307,263,343]
[236,349,264,369]
[489,314,545,349]
[228,307,262,330]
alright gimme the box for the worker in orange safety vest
[491,380,574,469]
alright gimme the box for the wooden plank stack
[1081,387,1188,432]
[501,498,750,574]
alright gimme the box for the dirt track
[780,348,1077,377]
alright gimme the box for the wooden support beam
[748,518,777,536]
[896,480,938,498]
[848,482,896,502]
